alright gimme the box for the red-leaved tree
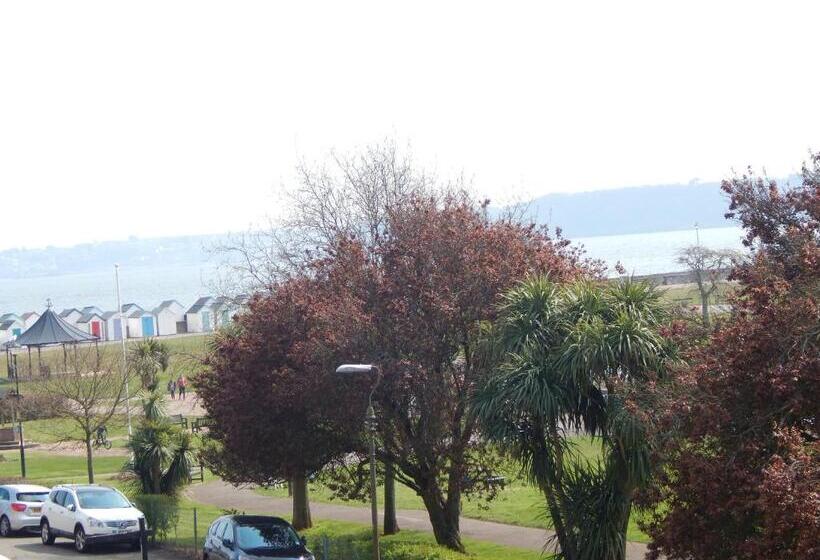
[197,272,372,530]
[643,156,819,559]
[322,193,593,551]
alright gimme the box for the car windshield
[76,489,131,509]
[236,523,301,551]
[17,492,48,502]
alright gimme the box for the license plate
[30,507,41,513]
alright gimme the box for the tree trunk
[543,483,576,560]
[701,297,710,327]
[618,500,633,560]
[85,437,95,483]
[152,461,163,494]
[291,473,312,530]
[419,483,463,552]
[383,461,399,535]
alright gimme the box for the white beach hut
[185,297,214,333]
[59,308,83,327]
[153,300,186,336]
[0,318,23,344]
[76,311,106,340]
[126,308,156,338]
[20,312,40,330]
[102,311,123,341]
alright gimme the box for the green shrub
[132,494,179,543]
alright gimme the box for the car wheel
[0,516,12,537]
[74,526,89,553]
[41,520,55,545]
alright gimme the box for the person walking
[177,374,187,400]
[167,379,176,400]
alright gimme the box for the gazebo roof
[15,307,98,347]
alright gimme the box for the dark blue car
[203,515,313,560]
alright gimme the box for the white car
[0,484,51,535]
[40,484,145,553]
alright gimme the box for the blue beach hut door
[141,316,155,337]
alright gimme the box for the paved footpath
[189,480,649,559]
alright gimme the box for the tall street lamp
[9,354,26,478]
[336,364,381,560]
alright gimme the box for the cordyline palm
[130,338,170,390]
[124,391,195,495]
[473,277,674,560]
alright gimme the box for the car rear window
[236,523,301,551]
[17,492,48,502]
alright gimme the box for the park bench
[168,414,188,430]
[189,461,205,483]
[462,474,506,490]
[191,417,214,433]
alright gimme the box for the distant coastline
[0,225,747,315]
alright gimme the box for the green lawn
[0,334,211,390]
[258,437,649,543]
[657,281,736,308]
[162,499,550,560]
[18,414,131,448]
[0,451,127,484]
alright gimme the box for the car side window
[213,520,226,537]
[63,493,76,509]
[220,521,234,543]
[0,488,9,501]
[53,491,66,507]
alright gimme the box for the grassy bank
[0,450,126,484]
[257,437,650,543]
[657,281,736,308]
[162,499,550,560]
[0,333,211,387]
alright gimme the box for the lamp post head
[335,364,378,375]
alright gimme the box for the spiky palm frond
[473,276,674,560]
[162,431,195,493]
[141,390,167,421]
[130,339,171,389]
[123,391,194,496]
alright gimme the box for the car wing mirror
[222,538,234,549]
[300,536,307,546]
[67,504,76,512]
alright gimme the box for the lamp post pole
[11,355,26,478]
[115,264,132,436]
[366,398,379,560]
[337,364,382,560]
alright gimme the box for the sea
[0,226,746,315]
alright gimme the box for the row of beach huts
[0,295,248,345]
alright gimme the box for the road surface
[0,534,180,560]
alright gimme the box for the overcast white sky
[1,1,818,250]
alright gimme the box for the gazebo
[10,301,99,377]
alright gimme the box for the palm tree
[124,390,195,495]
[130,338,170,390]
[473,278,675,560]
